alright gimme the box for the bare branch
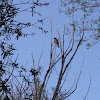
[83,74,91,100]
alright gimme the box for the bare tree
[39,19,84,100]
[39,0,95,99]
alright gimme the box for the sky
[8,0,100,100]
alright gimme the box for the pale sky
[10,0,100,99]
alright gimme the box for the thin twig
[83,74,91,100]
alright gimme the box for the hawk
[54,37,59,47]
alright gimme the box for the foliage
[59,0,100,48]
[0,0,49,99]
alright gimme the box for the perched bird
[54,37,59,47]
